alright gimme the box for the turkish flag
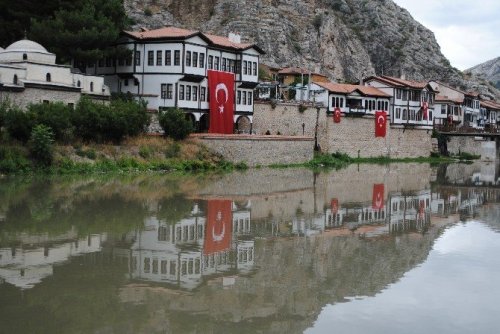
[372,184,385,209]
[331,199,339,214]
[375,111,387,137]
[333,107,341,123]
[422,102,429,120]
[208,70,235,134]
[204,200,233,255]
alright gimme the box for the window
[402,90,408,101]
[243,61,248,75]
[208,55,213,70]
[186,86,191,100]
[106,58,111,67]
[90,82,94,92]
[214,56,220,70]
[46,73,51,82]
[248,92,252,105]
[235,60,241,74]
[253,62,257,76]
[23,53,27,60]
[144,258,150,273]
[161,84,167,99]
[242,91,247,105]
[186,51,191,67]
[165,50,171,66]
[148,51,154,66]
[161,260,168,274]
[167,84,173,99]
[174,50,180,66]
[396,108,401,119]
[152,259,158,274]
[193,52,198,67]
[222,58,227,71]
[201,87,206,101]
[126,55,132,66]
[193,86,198,101]
[135,51,141,66]
[396,89,401,100]
[237,91,241,104]
[156,50,162,65]
[13,75,18,85]
[229,59,235,73]
[402,109,407,120]
[179,85,185,100]
[246,61,251,75]
[118,58,124,66]
[199,53,205,68]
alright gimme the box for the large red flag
[375,110,387,137]
[331,198,339,214]
[208,70,235,134]
[204,200,233,255]
[372,184,385,209]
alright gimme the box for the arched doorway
[199,113,209,133]
[236,116,251,134]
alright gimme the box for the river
[1,162,500,333]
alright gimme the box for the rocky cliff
[125,0,470,88]
[466,57,500,90]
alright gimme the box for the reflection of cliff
[119,222,444,334]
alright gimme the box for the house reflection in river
[128,201,254,290]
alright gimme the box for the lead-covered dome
[6,39,49,53]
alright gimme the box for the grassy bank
[0,136,247,175]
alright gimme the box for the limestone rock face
[123,0,482,91]
[466,57,500,90]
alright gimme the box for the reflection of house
[0,234,106,290]
[388,190,431,233]
[311,82,391,116]
[86,26,264,132]
[365,76,436,128]
[128,203,255,290]
[0,39,110,109]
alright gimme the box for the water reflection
[0,163,500,333]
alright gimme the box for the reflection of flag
[372,184,385,209]
[375,111,387,137]
[204,200,233,255]
[331,199,339,214]
[208,70,235,134]
[333,107,341,123]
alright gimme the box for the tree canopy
[0,0,129,64]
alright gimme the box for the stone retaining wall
[447,136,497,161]
[253,102,433,158]
[193,134,314,167]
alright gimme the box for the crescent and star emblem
[375,193,383,208]
[212,210,225,242]
[215,83,228,114]
[377,115,385,128]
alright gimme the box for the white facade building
[310,81,391,116]
[365,76,436,129]
[85,26,264,132]
[0,39,109,109]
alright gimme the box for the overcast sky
[392,0,500,70]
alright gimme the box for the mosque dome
[5,39,49,53]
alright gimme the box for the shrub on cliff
[158,108,193,141]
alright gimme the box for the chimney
[228,32,241,43]
[400,71,406,80]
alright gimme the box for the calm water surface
[1,162,500,333]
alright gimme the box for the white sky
[392,0,500,70]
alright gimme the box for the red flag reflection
[372,184,385,209]
[204,200,232,255]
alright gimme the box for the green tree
[4,105,36,142]
[158,108,193,141]
[29,0,129,64]
[27,101,74,142]
[29,124,55,167]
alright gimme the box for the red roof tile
[481,99,500,110]
[315,81,391,98]
[435,95,464,104]
[124,26,198,39]
[204,33,252,50]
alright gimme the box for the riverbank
[0,136,247,175]
[0,136,476,176]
